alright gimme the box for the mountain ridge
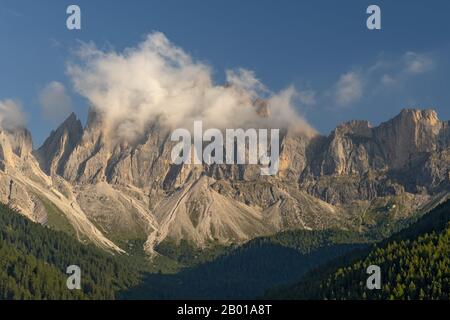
[1,107,449,256]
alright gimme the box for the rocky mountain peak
[397,108,439,124]
[333,120,372,137]
[0,128,33,169]
[301,107,446,186]
[7,128,33,158]
[63,112,79,126]
[373,108,443,169]
[34,112,83,176]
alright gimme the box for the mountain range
[1,107,449,257]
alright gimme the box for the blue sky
[1,0,450,146]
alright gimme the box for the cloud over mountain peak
[67,32,313,142]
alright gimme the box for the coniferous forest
[265,200,450,300]
[1,198,449,300]
[0,203,140,299]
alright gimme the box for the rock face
[0,125,123,253]
[34,112,83,177]
[0,128,41,220]
[1,108,449,255]
[300,109,449,204]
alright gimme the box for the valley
[1,107,450,299]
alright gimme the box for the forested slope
[121,229,368,299]
[266,200,450,300]
[0,203,140,299]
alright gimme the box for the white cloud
[39,81,73,122]
[226,68,268,96]
[329,51,435,108]
[0,99,26,131]
[381,74,396,86]
[267,86,313,130]
[67,32,313,141]
[404,52,434,74]
[297,89,316,107]
[334,71,363,107]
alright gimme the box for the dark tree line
[0,203,141,300]
[266,200,450,300]
[121,229,367,299]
